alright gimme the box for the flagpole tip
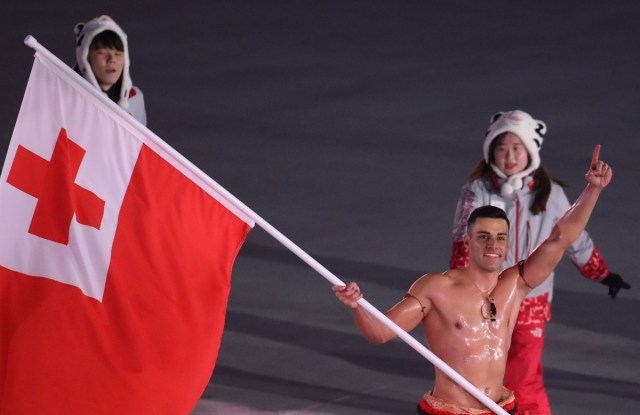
[24,35,38,49]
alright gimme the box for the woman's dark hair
[90,30,124,52]
[467,133,567,215]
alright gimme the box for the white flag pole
[23,35,508,415]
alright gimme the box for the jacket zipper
[515,194,520,263]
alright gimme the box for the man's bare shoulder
[497,263,525,288]
[408,269,463,294]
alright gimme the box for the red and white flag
[0,43,253,414]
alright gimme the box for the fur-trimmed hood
[74,15,132,109]
[483,110,547,195]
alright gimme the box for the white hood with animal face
[483,110,547,195]
[74,15,132,109]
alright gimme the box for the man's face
[88,45,124,92]
[465,217,509,272]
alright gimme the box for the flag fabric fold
[0,46,252,414]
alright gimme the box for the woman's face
[88,45,124,92]
[492,132,530,176]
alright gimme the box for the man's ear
[463,234,470,247]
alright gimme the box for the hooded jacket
[74,15,147,125]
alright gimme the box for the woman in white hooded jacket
[73,15,147,125]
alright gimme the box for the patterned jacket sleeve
[574,246,610,280]
[450,184,478,269]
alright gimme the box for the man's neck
[464,265,500,291]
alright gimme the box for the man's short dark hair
[468,205,510,230]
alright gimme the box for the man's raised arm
[522,145,612,288]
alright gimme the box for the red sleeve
[450,239,469,269]
[574,245,610,280]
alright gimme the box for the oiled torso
[416,269,521,408]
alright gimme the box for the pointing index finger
[591,144,601,167]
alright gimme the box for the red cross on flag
[0,39,253,414]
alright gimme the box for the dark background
[2,2,639,414]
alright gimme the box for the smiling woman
[73,15,147,125]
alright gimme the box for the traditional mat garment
[416,388,518,415]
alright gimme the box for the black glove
[600,273,631,299]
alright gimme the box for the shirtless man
[333,145,611,414]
